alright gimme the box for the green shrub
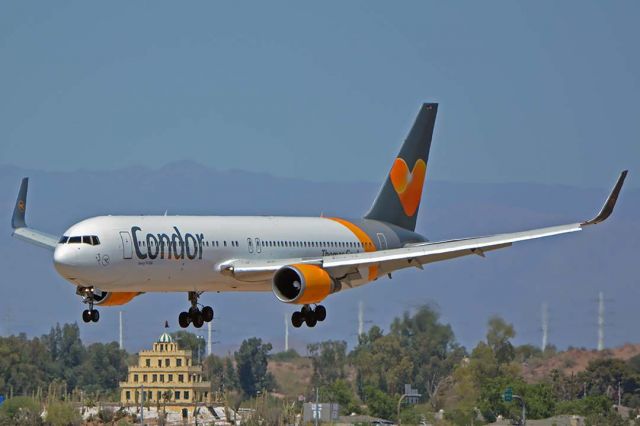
[45,401,81,426]
[0,396,42,425]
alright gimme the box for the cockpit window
[63,235,100,245]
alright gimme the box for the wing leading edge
[225,170,628,282]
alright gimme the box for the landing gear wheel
[305,311,318,328]
[315,305,326,322]
[202,306,214,322]
[78,287,100,324]
[192,311,204,328]
[291,311,304,328]
[178,312,190,328]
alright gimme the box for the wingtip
[11,177,29,229]
[581,170,628,226]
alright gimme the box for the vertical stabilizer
[365,103,437,231]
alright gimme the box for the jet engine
[272,264,339,305]
[93,291,140,306]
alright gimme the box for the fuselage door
[247,237,254,254]
[376,233,388,250]
[255,238,262,254]
[120,231,133,259]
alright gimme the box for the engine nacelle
[272,264,339,305]
[93,291,140,306]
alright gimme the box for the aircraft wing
[224,170,627,283]
[11,177,58,250]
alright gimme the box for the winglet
[582,170,628,226]
[12,178,28,229]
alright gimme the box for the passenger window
[68,236,81,244]
[59,236,69,244]
[83,236,91,245]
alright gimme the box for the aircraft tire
[192,312,204,328]
[178,311,190,328]
[91,309,100,323]
[291,311,304,328]
[305,312,318,328]
[202,306,214,322]
[315,305,326,322]
[82,310,91,323]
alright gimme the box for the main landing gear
[291,304,326,328]
[78,287,100,323]
[178,291,214,329]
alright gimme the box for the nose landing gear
[77,287,100,323]
[291,304,326,328]
[178,291,214,329]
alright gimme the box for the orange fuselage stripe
[327,217,378,281]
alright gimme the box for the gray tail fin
[364,103,437,231]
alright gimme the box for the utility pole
[207,321,212,357]
[598,292,605,351]
[314,387,319,426]
[119,311,124,350]
[139,384,145,425]
[358,301,364,336]
[541,302,548,351]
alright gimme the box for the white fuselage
[53,215,374,293]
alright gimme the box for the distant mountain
[0,162,637,354]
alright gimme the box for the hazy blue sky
[1,2,638,188]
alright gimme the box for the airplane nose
[53,245,79,277]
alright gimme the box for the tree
[363,385,395,420]
[486,316,515,365]
[351,305,464,408]
[235,338,274,397]
[322,379,360,414]
[171,331,205,361]
[307,340,347,387]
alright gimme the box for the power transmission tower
[598,291,605,351]
[119,311,124,350]
[284,312,289,352]
[541,302,548,351]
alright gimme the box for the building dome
[158,332,174,343]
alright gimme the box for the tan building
[120,332,212,411]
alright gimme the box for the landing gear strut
[291,304,326,328]
[77,287,100,323]
[178,291,214,329]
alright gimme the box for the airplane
[10,103,628,329]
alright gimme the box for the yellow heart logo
[389,158,426,216]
